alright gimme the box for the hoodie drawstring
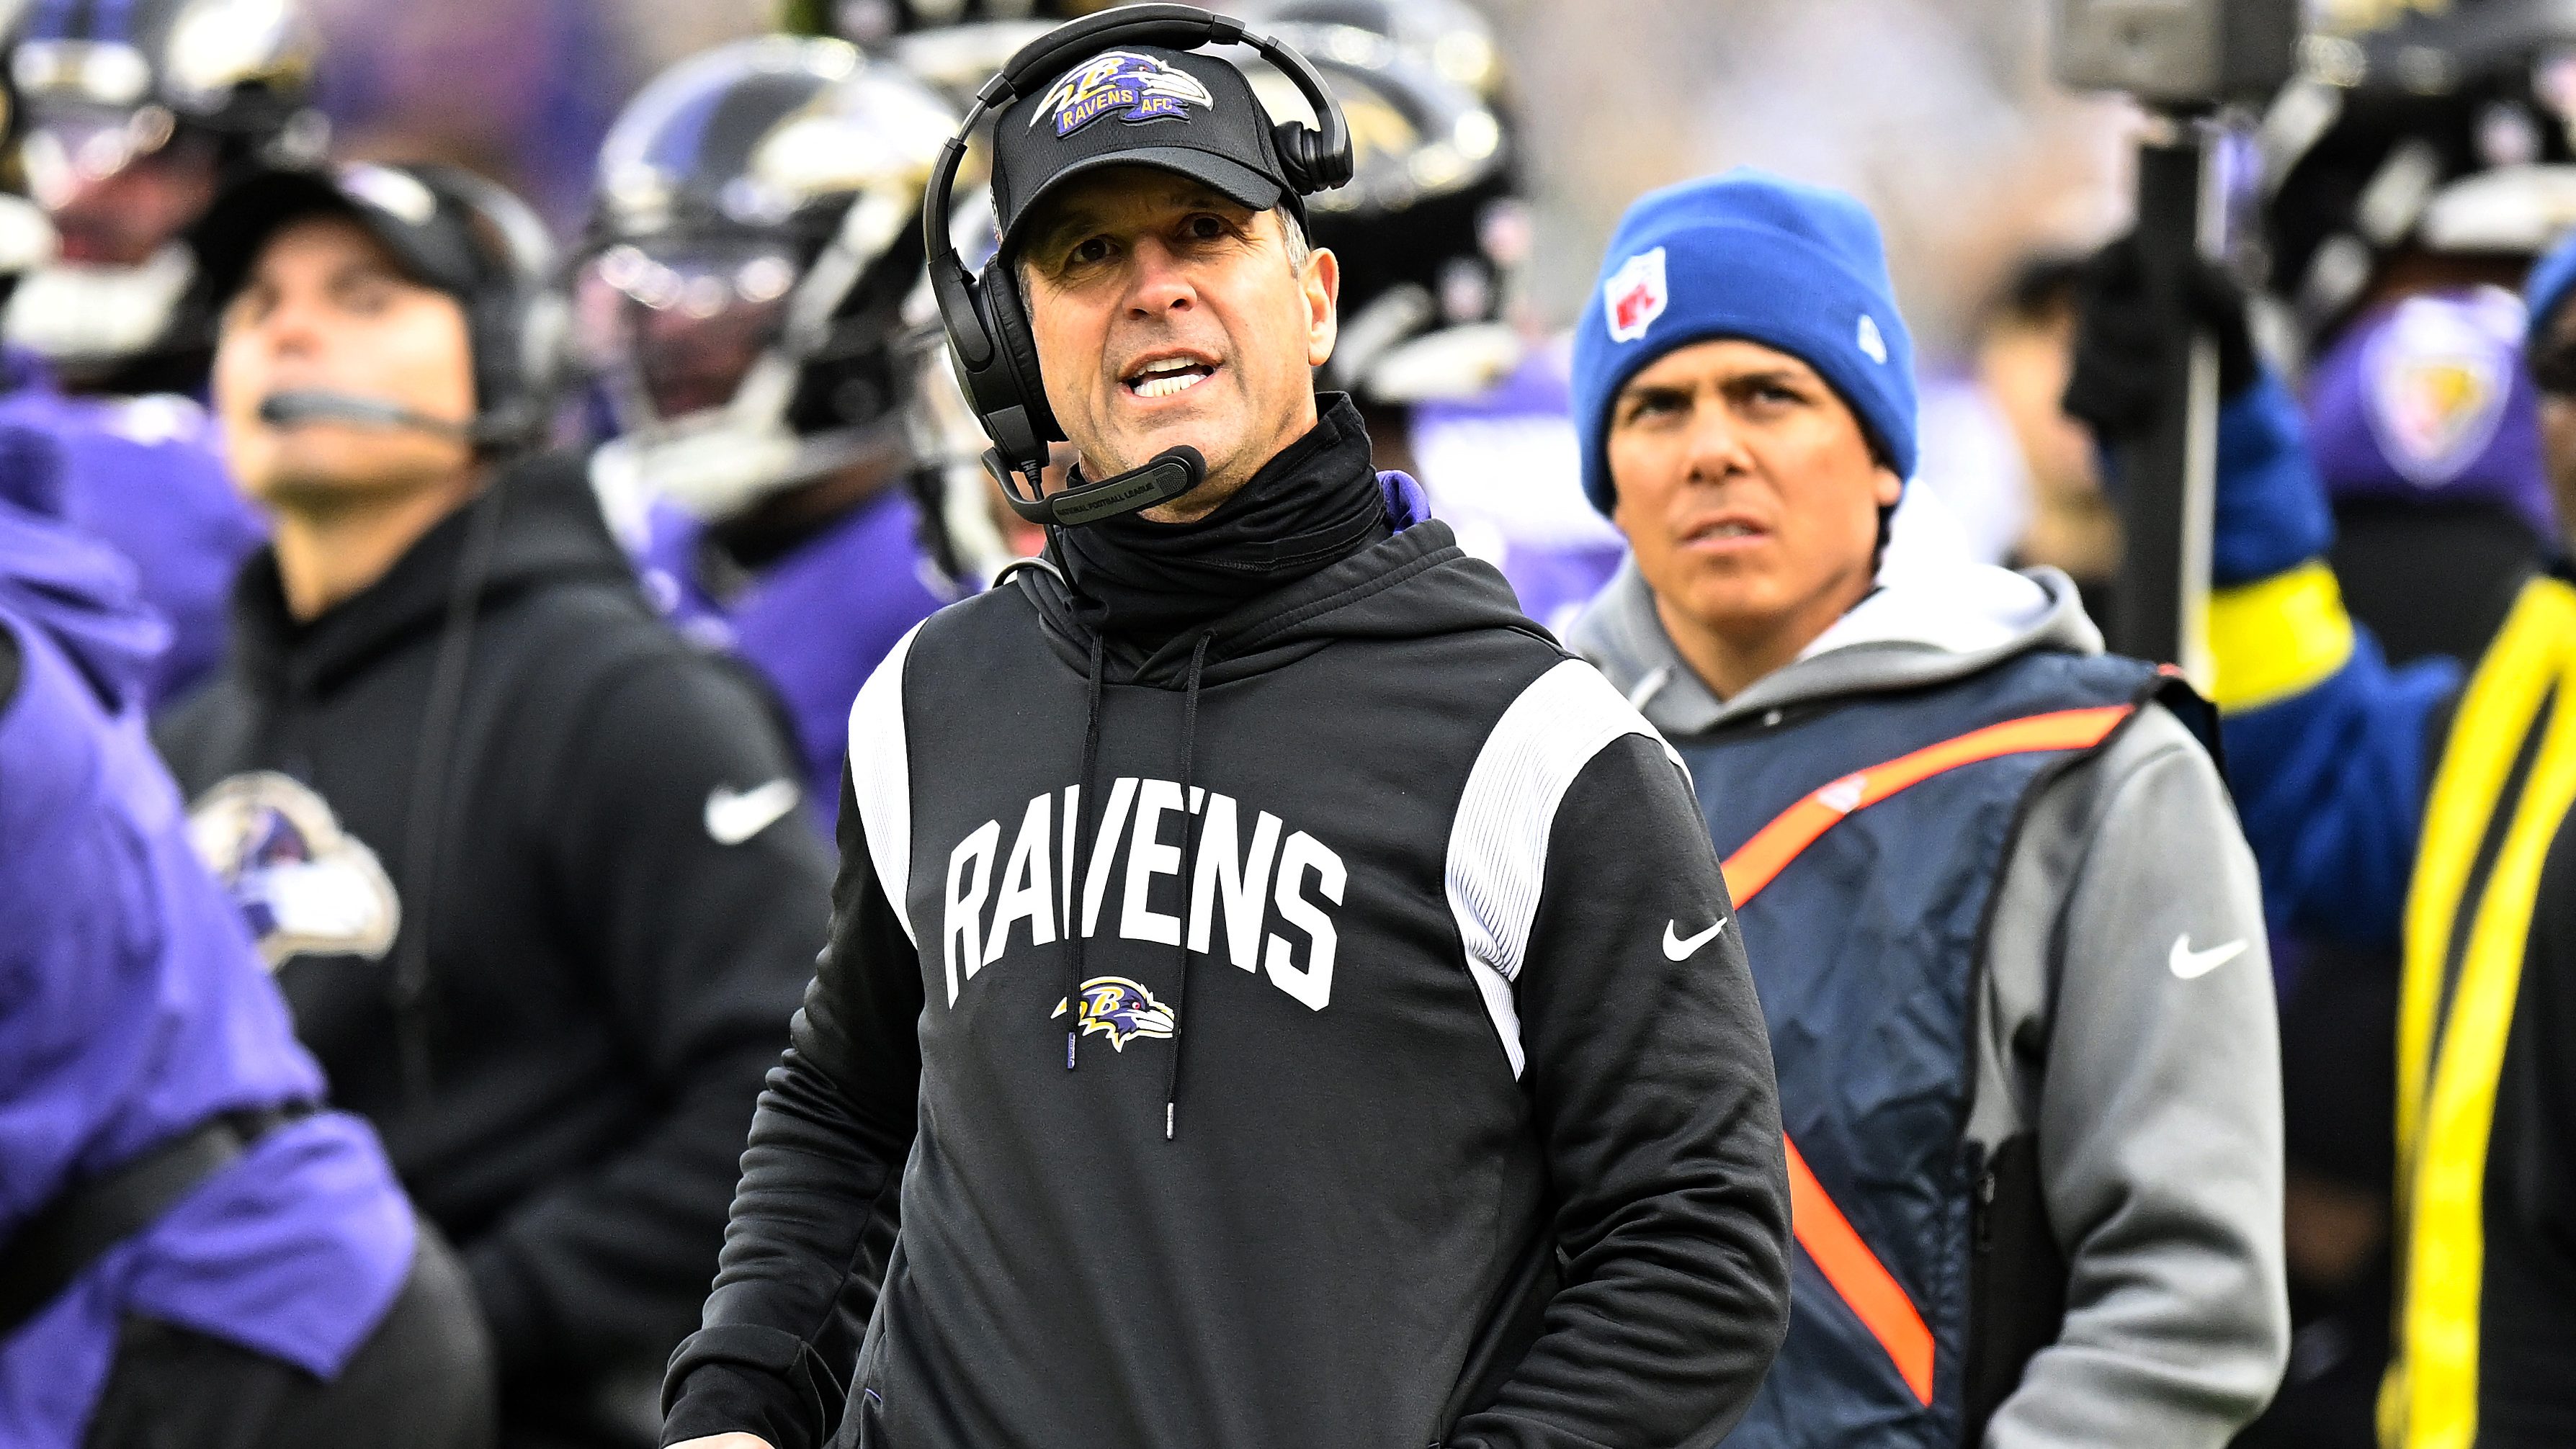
[390,482,510,1109]
[1160,632,1213,1141]
[1064,631,1108,1071]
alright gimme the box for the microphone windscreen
[1157,446,1205,488]
[259,390,465,439]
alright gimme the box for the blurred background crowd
[305,0,2142,567]
[310,0,2129,341]
[296,0,2147,625]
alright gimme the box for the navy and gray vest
[1683,648,2170,1446]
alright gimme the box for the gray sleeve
[1977,704,2289,1448]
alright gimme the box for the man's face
[1607,337,1901,651]
[214,215,478,509]
[2537,300,2576,542]
[634,298,773,418]
[1018,167,1338,514]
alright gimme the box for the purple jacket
[1406,346,1629,637]
[635,485,954,825]
[0,354,268,708]
[0,501,411,1447]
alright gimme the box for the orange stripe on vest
[1722,702,2134,1407]
[1722,706,2133,908]
[1783,1134,1937,1404]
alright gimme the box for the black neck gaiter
[1056,392,1388,647]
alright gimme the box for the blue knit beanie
[2526,228,2576,345]
[1571,169,1917,516]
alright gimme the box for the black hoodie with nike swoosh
[153,453,836,1446]
[661,398,1794,1449]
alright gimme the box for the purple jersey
[0,501,411,1447]
[0,359,267,708]
[634,485,955,825]
[1407,341,1628,637]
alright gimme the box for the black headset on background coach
[189,160,571,456]
[922,3,1354,529]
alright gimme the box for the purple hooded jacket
[634,485,954,827]
[0,499,411,1446]
[0,352,269,709]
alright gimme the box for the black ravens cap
[990,45,1299,259]
[192,163,509,315]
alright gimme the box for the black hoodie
[154,454,835,1445]
[661,406,1793,1449]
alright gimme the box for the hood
[1020,395,1533,688]
[1567,549,2101,737]
[1018,513,1542,691]
[229,451,638,699]
[0,495,170,716]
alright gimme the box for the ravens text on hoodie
[661,398,1794,1449]
[152,454,834,1443]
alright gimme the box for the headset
[921,3,1353,528]
[434,166,573,451]
[259,163,569,456]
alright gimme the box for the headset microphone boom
[256,389,492,444]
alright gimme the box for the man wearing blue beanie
[1565,169,2288,1447]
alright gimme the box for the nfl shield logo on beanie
[1605,247,1668,344]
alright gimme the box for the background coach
[154,163,835,1448]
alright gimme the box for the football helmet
[577,35,964,526]
[3,0,325,386]
[1238,11,1525,402]
[2264,0,2576,346]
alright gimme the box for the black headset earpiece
[1246,33,1354,194]
[418,165,565,452]
[962,261,1053,475]
[919,2,1351,527]
[978,264,1055,446]
[1271,124,1318,192]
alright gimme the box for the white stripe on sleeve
[846,620,926,945]
[1445,658,1681,1077]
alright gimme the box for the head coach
[660,9,1792,1449]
